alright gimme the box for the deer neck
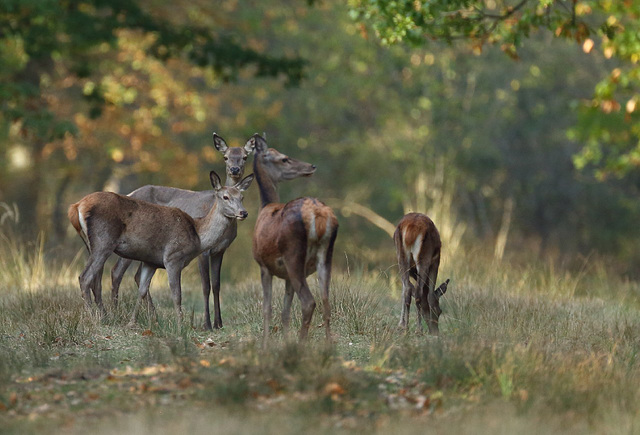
[225,174,241,187]
[254,156,279,209]
[194,201,233,251]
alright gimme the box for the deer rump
[253,197,338,279]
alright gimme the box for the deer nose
[311,165,316,170]
[238,210,248,220]
[230,167,240,175]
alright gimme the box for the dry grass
[1,230,639,434]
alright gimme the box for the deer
[248,133,338,346]
[68,170,253,326]
[394,212,450,335]
[109,133,255,330]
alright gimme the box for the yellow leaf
[626,99,636,113]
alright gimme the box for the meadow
[1,232,639,434]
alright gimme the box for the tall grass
[1,228,640,433]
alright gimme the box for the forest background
[1,0,639,279]
[3,1,640,432]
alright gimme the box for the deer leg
[317,232,336,341]
[296,280,316,341]
[198,254,213,330]
[134,263,155,312]
[91,267,106,315]
[282,279,294,336]
[110,257,132,308]
[284,255,316,341]
[79,249,112,309]
[397,255,413,330]
[260,266,273,348]
[166,263,183,327]
[210,253,224,329]
[415,263,430,334]
[425,257,441,335]
[129,264,155,327]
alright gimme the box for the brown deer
[68,170,253,325]
[248,133,338,345]
[109,133,255,330]
[394,213,449,334]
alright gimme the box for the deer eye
[282,157,289,163]
[223,195,229,200]
[224,156,228,161]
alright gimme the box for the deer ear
[435,279,450,298]
[209,170,223,191]
[235,174,254,192]
[244,136,256,154]
[249,133,268,154]
[213,133,228,152]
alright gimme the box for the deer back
[73,192,201,268]
[253,197,338,278]
[128,185,215,219]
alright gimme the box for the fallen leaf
[177,378,192,389]
[323,382,345,396]
[415,395,430,409]
[142,329,153,337]
[266,379,280,392]
[205,338,216,347]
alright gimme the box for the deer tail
[68,202,91,252]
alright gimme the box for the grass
[1,236,640,434]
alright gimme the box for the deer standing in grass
[109,133,255,329]
[68,170,253,326]
[394,213,449,335]
[249,133,338,345]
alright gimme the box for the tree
[348,0,640,178]
[0,0,305,232]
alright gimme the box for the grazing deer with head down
[68,170,253,325]
[109,133,255,330]
[394,212,449,335]
[248,133,338,345]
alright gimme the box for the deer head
[209,170,253,220]
[213,133,255,181]
[248,133,316,182]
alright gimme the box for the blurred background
[1,0,639,282]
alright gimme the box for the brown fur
[68,171,252,325]
[110,133,255,330]
[301,198,335,241]
[394,212,446,335]
[248,133,338,344]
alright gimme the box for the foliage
[0,0,305,229]
[1,0,639,272]
[348,0,640,177]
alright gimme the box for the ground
[1,250,639,434]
